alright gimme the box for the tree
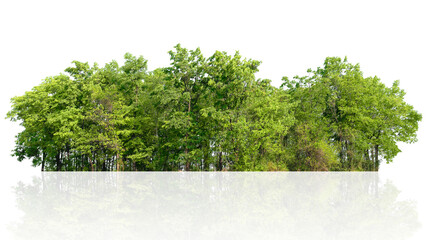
[282,57,422,170]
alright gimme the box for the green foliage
[6,49,422,171]
[282,57,422,171]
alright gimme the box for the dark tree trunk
[56,152,61,171]
[185,97,191,171]
[164,149,169,171]
[116,153,121,171]
[203,141,210,171]
[375,145,379,171]
[218,151,223,171]
[89,156,94,171]
[41,151,46,171]
[365,149,370,171]
[185,145,190,171]
[66,144,70,171]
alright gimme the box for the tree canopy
[7,46,422,171]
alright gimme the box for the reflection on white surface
[8,173,419,240]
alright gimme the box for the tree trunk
[56,152,61,171]
[185,157,190,171]
[218,151,223,171]
[203,140,210,171]
[116,153,121,171]
[89,155,94,171]
[185,143,190,171]
[365,149,370,171]
[185,97,191,171]
[164,147,169,171]
[375,145,379,171]
[67,149,70,171]
[41,151,46,171]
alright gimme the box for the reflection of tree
[10,173,420,240]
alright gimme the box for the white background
[1,0,427,239]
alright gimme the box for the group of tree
[7,45,422,171]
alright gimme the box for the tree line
[7,45,422,171]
